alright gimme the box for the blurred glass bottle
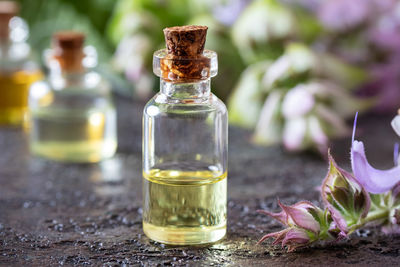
[142,26,228,244]
[29,31,117,162]
[0,1,42,126]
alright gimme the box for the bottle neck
[54,56,84,74]
[47,57,89,89]
[160,79,211,101]
[0,34,9,45]
[0,18,10,43]
[46,47,94,89]
[48,56,85,76]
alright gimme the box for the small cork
[160,25,210,82]
[163,25,207,57]
[0,1,18,17]
[52,31,85,72]
[0,1,19,40]
[53,31,85,50]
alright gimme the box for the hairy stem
[349,209,389,232]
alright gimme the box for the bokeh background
[16,0,400,153]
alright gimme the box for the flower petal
[394,143,399,166]
[263,56,290,88]
[279,201,320,233]
[352,140,400,194]
[282,228,310,245]
[352,113,400,194]
[253,91,283,145]
[257,209,288,226]
[257,228,289,244]
[283,117,307,151]
[258,227,311,252]
[282,228,310,251]
[282,85,315,118]
[327,205,348,235]
[292,201,318,210]
[391,114,400,137]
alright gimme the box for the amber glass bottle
[0,1,42,126]
[29,32,117,162]
[142,26,228,245]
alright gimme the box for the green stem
[349,209,389,232]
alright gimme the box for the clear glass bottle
[29,31,117,163]
[142,26,228,245]
[0,1,42,126]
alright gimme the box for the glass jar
[142,48,228,244]
[0,1,42,126]
[29,32,117,163]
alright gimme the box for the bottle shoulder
[30,71,110,94]
[29,72,114,111]
[143,93,227,117]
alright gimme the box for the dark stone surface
[1,95,400,266]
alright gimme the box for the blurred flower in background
[318,0,370,31]
[213,0,251,26]
[227,0,399,153]
[112,34,154,98]
[16,0,400,154]
[314,0,400,113]
[229,43,371,153]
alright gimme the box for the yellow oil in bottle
[0,70,42,126]
[30,108,117,163]
[142,169,227,245]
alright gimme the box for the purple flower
[368,1,400,52]
[258,200,326,251]
[351,113,400,193]
[361,59,400,113]
[318,0,370,31]
[259,200,321,233]
[213,0,251,26]
[322,151,370,235]
[258,227,310,252]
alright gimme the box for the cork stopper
[0,1,19,40]
[155,25,215,83]
[163,25,207,57]
[52,31,85,72]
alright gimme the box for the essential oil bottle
[142,26,228,244]
[29,31,117,163]
[0,1,42,126]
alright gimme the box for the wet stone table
[1,95,400,266]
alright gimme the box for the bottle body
[0,67,42,126]
[142,79,228,244]
[29,71,117,162]
[0,16,42,126]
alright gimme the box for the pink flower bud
[258,200,326,251]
